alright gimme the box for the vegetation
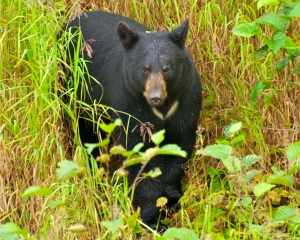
[1,0,299,239]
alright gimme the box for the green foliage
[158,227,199,240]
[233,1,300,74]
[0,223,29,240]
[197,122,300,238]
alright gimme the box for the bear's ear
[169,19,189,48]
[117,22,139,49]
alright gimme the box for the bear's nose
[150,97,162,106]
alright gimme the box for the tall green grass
[1,0,299,239]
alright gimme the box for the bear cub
[63,11,202,231]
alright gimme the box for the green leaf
[22,186,52,197]
[85,138,110,154]
[275,58,289,71]
[101,218,122,234]
[267,173,294,187]
[273,206,297,223]
[286,141,300,161]
[254,45,269,59]
[231,134,246,144]
[258,13,289,31]
[232,22,260,37]
[109,145,126,155]
[142,167,162,178]
[289,2,300,17]
[56,160,85,181]
[241,155,261,168]
[236,197,252,206]
[126,209,140,229]
[244,169,262,182]
[293,65,300,74]
[132,142,144,152]
[250,81,269,107]
[197,144,232,160]
[157,144,187,158]
[229,122,242,134]
[99,118,122,134]
[145,148,159,161]
[253,182,276,198]
[123,157,146,167]
[151,129,165,145]
[162,227,198,240]
[257,0,279,10]
[221,156,241,173]
[287,49,299,57]
[272,31,286,54]
[0,223,28,237]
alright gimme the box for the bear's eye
[141,67,150,74]
[162,66,170,73]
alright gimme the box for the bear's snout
[144,72,167,107]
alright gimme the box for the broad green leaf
[249,224,264,232]
[56,160,85,180]
[132,142,144,152]
[109,145,126,155]
[293,65,300,74]
[0,232,19,240]
[0,223,28,236]
[236,197,252,206]
[145,147,159,161]
[47,200,64,209]
[287,49,299,57]
[231,134,246,144]
[272,31,286,54]
[257,0,279,10]
[264,37,275,51]
[162,227,198,240]
[197,144,232,160]
[157,144,187,157]
[229,122,243,134]
[151,129,165,145]
[126,209,140,228]
[244,169,262,182]
[253,182,276,198]
[123,157,146,167]
[273,206,297,223]
[142,167,162,178]
[22,186,52,197]
[250,81,269,107]
[241,155,261,168]
[232,22,260,37]
[258,13,289,31]
[101,218,122,234]
[286,141,300,161]
[275,58,289,71]
[99,118,122,134]
[267,174,294,187]
[254,45,269,59]
[289,2,300,17]
[85,138,110,153]
[283,36,299,49]
[221,156,235,173]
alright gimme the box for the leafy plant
[233,1,300,74]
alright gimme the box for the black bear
[62,11,202,231]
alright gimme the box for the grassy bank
[1,0,299,239]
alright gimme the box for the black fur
[62,11,202,230]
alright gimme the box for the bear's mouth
[143,72,167,107]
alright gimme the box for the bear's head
[116,20,192,111]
